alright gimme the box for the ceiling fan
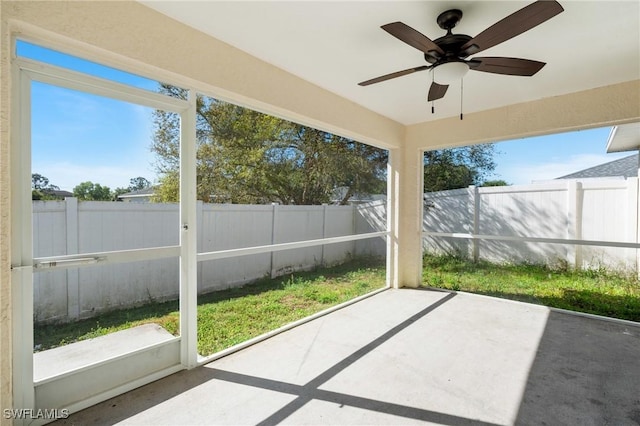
[358,0,564,107]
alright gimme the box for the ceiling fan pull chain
[431,71,435,114]
[460,78,464,120]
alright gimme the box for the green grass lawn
[35,253,640,356]
[34,257,386,355]
[422,253,640,322]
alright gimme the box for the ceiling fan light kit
[433,61,469,85]
[358,0,564,119]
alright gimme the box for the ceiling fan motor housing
[425,8,475,64]
[425,33,473,63]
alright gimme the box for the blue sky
[31,83,158,191]
[492,127,628,185]
[21,41,630,192]
[23,41,161,192]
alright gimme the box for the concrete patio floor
[55,288,640,425]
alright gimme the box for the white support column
[179,90,198,369]
[386,151,399,289]
[387,147,423,289]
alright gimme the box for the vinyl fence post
[468,186,479,262]
[321,204,327,266]
[567,180,583,269]
[473,186,480,262]
[65,197,80,320]
[626,177,639,278]
[270,203,278,278]
[575,181,583,269]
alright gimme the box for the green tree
[423,144,498,192]
[32,173,60,200]
[151,86,387,204]
[113,177,152,199]
[153,171,179,203]
[128,177,151,191]
[32,173,57,191]
[73,181,112,201]
[482,179,509,187]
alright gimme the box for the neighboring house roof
[556,154,638,180]
[117,187,155,200]
[331,186,385,204]
[42,189,74,198]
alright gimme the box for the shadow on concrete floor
[515,310,640,425]
[55,289,640,426]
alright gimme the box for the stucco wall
[0,0,12,421]
[406,80,640,151]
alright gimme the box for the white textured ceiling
[141,1,640,126]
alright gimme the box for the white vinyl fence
[423,178,639,272]
[36,178,636,324]
[33,199,386,324]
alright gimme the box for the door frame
[10,54,198,419]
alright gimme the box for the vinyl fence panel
[33,177,638,324]
[33,201,68,322]
[323,205,357,265]
[477,183,568,266]
[580,179,636,270]
[271,205,325,276]
[198,203,273,291]
[422,188,473,256]
[423,178,639,272]
[33,199,385,323]
[355,201,387,256]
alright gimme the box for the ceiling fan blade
[469,57,545,76]
[381,22,445,57]
[460,0,564,57]
[427,82,448,101]
[358,65,429,86]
